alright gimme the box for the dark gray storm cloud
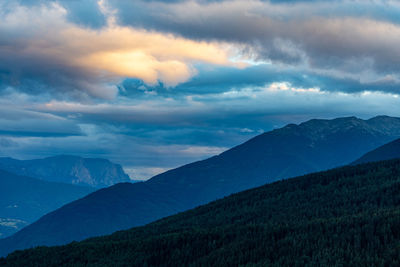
[107,0,400,83]
[0,51,104,100]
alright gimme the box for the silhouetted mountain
[353,138,400,165]
[2,116,400,256]
[0,155,130,188]
[3,159,400,266]
[0,170,94,238]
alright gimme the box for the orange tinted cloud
[0,2,240,98]
[63,23,237,86]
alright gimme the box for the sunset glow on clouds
[1,0,400,179]
[0,1,238,99]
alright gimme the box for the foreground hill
[0,155,130,188]
[3,159,400,266]
[2,116,400,255]
[0,170,94,238]
[353,138,400,165]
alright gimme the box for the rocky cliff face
[0,156,131,188]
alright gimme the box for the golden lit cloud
[0,2,239,98]
[64,24,236,86]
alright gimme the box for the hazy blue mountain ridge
[0,170,94,238]
[353,138,400,165]
[2,116,400,256]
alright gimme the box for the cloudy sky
[1,0,400,179]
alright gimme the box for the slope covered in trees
[3,159,400,266]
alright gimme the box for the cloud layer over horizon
[1,0,400,179]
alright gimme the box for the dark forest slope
[3,159,400,266]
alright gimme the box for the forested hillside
[3,159,400,266]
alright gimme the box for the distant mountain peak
[281,116,400,138]
[0,156,131,188]
[368,115,392,120]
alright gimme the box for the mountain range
[0,155,131,188]
[0,170,94,238]
[1,115,400,256]
[0,156,131,238]
[3,158,400,266]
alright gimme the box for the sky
[1,0,400,180]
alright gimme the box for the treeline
[2,159,400,266]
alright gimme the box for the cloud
[34,81,400,131]
[109,0,400,83]
[2,0,400,100]
[120,63,400,97]
[1,0,400,180]
[0,138,18,148]
[2,84,400,179]
[0,1,237,100]
[124,167,170,181]
[5,0,107,28]
[0,105,83,137]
